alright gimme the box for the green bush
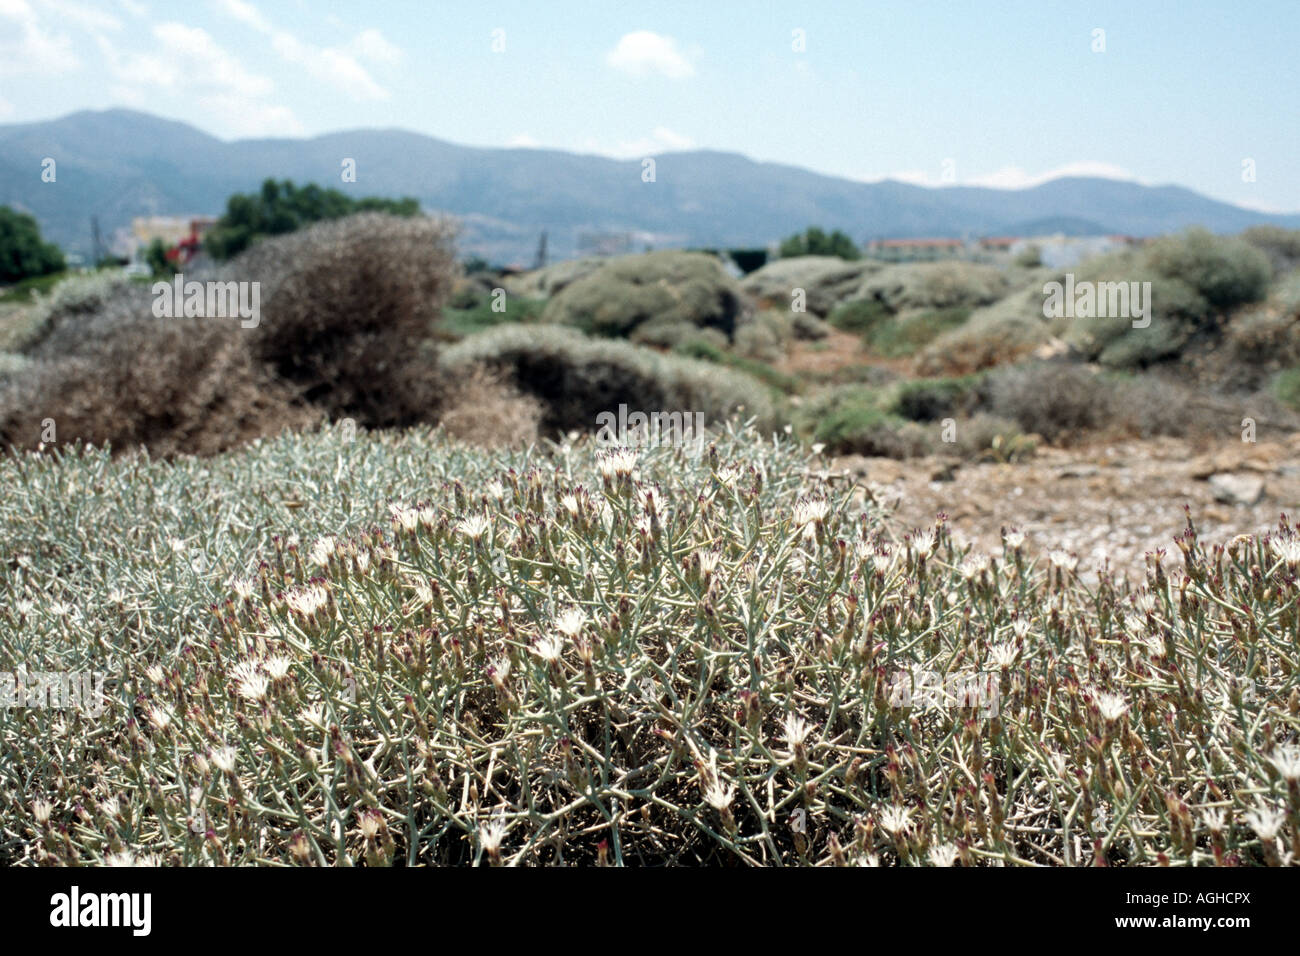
[1241,225,1300,274]
[829,298,892,335]
[1144,228,1271,310]
[541,251,751,342]
[892,374,982,422]
[865,307,971,357]
[779,226,860,260]
[205,179,422,260]
[440,324,776,434]
[855,262,1008,312]
[0,206,65,283]
[1271,367,1300,411]
[440,294,547,340]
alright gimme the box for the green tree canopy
[778,226,860,261]
[0,206,65,283]
[205,178,422,260]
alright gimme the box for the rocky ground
[829,434,1300,579]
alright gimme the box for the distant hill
[2,109,1298,265]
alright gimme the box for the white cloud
[37,0,121,32]
[577,126,696,159]
[213,0,269,32]
[214,0,393,101]
[350,27,402,65]
[966,161,1136,189]
[97,23,298,136]
[0,0,79,75]
[605,31,694,79]
[197,92,302,136]
[508,133,539,148]
[861,161,1138,189]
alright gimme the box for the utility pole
[533,230,548,270]
[91,216,105,266]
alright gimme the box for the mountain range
[2,109,1298,265]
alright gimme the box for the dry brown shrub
[237,212,458,426]
[436,365,542,448]
[0,319,319,455]
[0,213,458,456]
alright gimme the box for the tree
[0,206,65,283]
[778,226,860,261]
[204,179,422,260]
[144,237,172,277]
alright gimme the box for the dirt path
[829,434,1300,578]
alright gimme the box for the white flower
[910,529,936,555]
[210,745,238,774]
[299,703,327,729]
[554,607,587,638]
[879,805,912,835]
[716,464,742,487]
[308,536,335,568]
[532,634,564,663]
[230,577,255,601]
[560,494,581,518]
[1048,549,1078,572]
[988,642,1018,668]
[1268,745,1300,782]
[792,495,830,529]
[32,799,52,825]
[703,779,735,811]
[1011,617,1032,639]
[782,712,815,748]
[457,513,492,542]
[1244,804,1285,842]
[929,843,959,867]
[145,703,173,731]
[1271,537,1300,565]
[145,664,166,685]
[697,549,722,575]
[486,479,506,501]
[597,447,638,479]
[236,672,270,702]
[389,503,419,533]
[1003,528,1025,550]
[1096,692,1129,724]
[958,552,989,581]
[264,656,293,681]
[284,584,329,618]
[359,811,383,840]
[478,818,508,854]
[1201,808,1226,833]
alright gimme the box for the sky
[1,0,1297,212]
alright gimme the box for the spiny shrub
[854,261,1008,312]
[739,256,880,317]
[235,212,458,426]
[2,270,134,354]
[3,426,1299,866]
[0,214,459,455]
[542,251,751,343]
[983,362,1119,443]
[440,324,776,434]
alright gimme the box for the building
[865,238,966,262]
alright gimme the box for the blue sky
[2,0,1297,211]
